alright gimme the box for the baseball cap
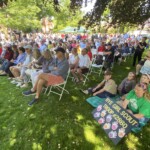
[55,47,65,53]
[24,45,32,50]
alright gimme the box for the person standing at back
[133,37,147,66]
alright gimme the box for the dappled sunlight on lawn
[125,67,131,70]
[76,113,84,121]
[125,134,139,149]
[50,125,58,134]
[0,57,150,149]
[32,142,42,150]
[84,125,102,144]
[71,95,79,102]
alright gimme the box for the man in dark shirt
[103,43,115,70]
[133,37,147,66]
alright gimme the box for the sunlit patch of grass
[84,125,101,144]
[125,67,131,70]
[0,57,150,149]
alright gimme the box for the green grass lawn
[0,57,150,150]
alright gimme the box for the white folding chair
[44,71,70,101]
[82,61,93,85]
[90,53,104,76]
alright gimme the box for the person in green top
[122,83,150,119]
[140,74,150,92]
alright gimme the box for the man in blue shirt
[23,47,69,106]
[39,39,47,53]
[80,40,86,49]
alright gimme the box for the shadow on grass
[0,57,150,149]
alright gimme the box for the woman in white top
[69,48,79,69]
[71,48,90,83]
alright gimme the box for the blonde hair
[43,50,52,59]
[144,91,150,101]
[33,49,41,60]
[136,83,150,101]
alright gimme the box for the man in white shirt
[71,48,90,83]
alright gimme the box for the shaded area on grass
[0,57,150,150]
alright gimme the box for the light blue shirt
[80,42,86,49]
[23,54,33,66]
[95,41,101,49]
[48,57,69,79]
[14,53,26,64]
[39,44,47,53]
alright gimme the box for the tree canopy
[0,0,83,32]
[79,0,150,28]
[0,0,149,31]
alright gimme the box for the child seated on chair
[118,72,136,95]
[81,71,117,98]
[71,48,90,83]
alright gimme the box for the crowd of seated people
[0,32,149,124]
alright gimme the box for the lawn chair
[90,52,104,76]
[44,71,70,101]
[82,61,93,85]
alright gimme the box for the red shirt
[61,34,65,38]
[0,48,2,55]
[88,51,92,61]
[98,45,105,52]
[4,50,14,61]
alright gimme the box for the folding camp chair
[44,71,70,101]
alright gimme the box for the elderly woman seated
[81,71,117,98]
[26,50,53,88]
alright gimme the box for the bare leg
[71,69,79,81]
[11,67,20,77]
[32,73,49,97]
[77,68,83,80]
[35,79,47,98]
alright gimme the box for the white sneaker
[8,77,13,80]
[16,82,23,87]
[11,80,18,84]
[20,83,28,88]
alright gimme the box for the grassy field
[0,57,150,150]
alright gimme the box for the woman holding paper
[122,83,150,119]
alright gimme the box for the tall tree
[0,0,41,31]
